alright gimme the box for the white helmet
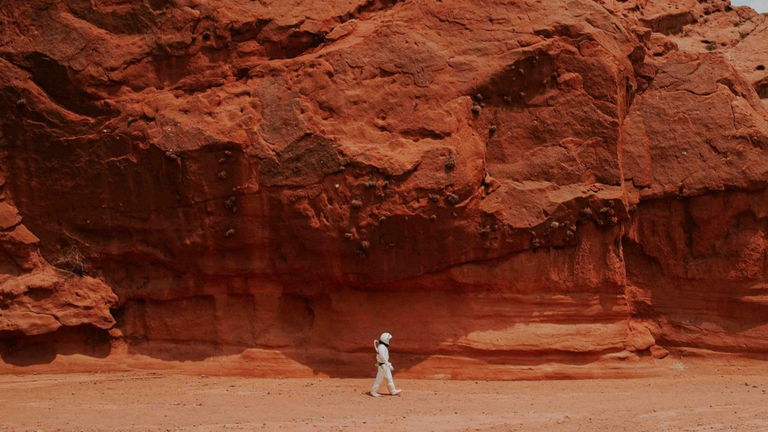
[379,332,392,344]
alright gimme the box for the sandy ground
[1,372,767,432]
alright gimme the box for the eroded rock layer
[0,0,767,378]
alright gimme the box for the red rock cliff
[1,0,767,378]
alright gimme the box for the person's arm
[378,345,393,370]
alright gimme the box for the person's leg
[371,366,384,396]
[384,367,400,395]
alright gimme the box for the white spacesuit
[370,332,402,397]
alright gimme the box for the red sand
[2,371,767,432]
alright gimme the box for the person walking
[370,332,402,397]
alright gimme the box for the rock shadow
[0,325,111,366]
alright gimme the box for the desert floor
[1,372,767,432]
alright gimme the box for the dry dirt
[1,372,767,432]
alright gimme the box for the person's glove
[388,363,394,371]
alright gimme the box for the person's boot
[388,384,402,395]
[370,391,382,397]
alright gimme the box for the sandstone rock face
[0,197,117,340]
[0,0,766,378]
